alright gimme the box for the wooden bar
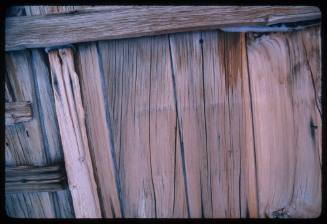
[5,6,320,51]
[6,165,67,193]
[5,101,32,125]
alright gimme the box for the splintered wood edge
[5,164,67,193]
[5,6,321,51]
[5,101,33,125]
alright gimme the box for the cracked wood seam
[5,101,32,125]
[5,165,67,193]
[47,48,101,218]
[5,6,320,51]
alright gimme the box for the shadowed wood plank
[6,6,320,51]
[5,50,58,218]
[47,48,101,218]
[5,7,75,218]
[246,26,321,218]
[6,165,67,193]
[75,43,122,218]
[5,101,32,125]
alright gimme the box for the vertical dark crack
[148,39,157,217]
[245,33,260,217]
[172,116,178,215]
[168,34,191,218]
[200,32,212,217]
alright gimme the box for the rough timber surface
[4,6,321,218]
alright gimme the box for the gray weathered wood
[6,165,67,193]
[5,101,32,125]
[6,6,320,51]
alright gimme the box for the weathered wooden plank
[74,43,122,218]
[199,31,256,218]
[246,26,321,218]
[97,37,157,218]
[47,48,101,218]
[6,6,320,51]
[6,165,67,193]
[5,101,32,125]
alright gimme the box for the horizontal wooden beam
[5,6,320,51]
[5,165,67,193]
[5,101,32,125]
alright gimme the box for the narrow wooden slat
[6,165,67,193]
[246,26,321,218]
[75,43,122,218]
[5,6,320,51]
[47,48,101,218]
[5,101,32,125]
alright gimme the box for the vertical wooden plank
[169,31,212,218]
[97,38,156,217]
[47,49,101,218]
[246,26,321,218]
[74,43,122,218]
[200,31,254,218]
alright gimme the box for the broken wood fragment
[5,101,32,125]
[6,165,67,193]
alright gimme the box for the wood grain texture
[5,49,74,218]
[6,165,67,193]
[6,6,320,51]
[246,26,321,218]
[74,43,122,218]
[47,48,101,218]
[5,101,32,125]
[94,31,256,218]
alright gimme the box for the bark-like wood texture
[5,6,321,218]
[5,101,33,125]
[6,165,67,193]
[5,6,320,51]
